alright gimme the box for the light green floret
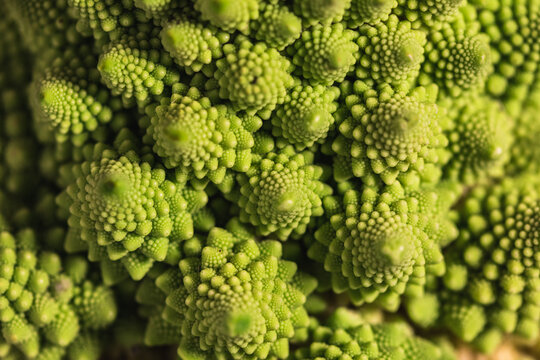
[146,85,262,184]
[194,0,259,34]
[98,31,180,105]
[272,85,339,150]
[67,0,137,40]
[396,0,465,28]
[309,181,447,309]
[30,63,122,147]
[333,81,447,188]
[293,0,351,25]
[160,18,230,73]
[214,38,294,119]
[158,223,317,360]
[294,308,380,359]
[442,96,513,184]
[420,17,492,98]
[290,23,359,86]
[251,0,302,50]
[58,147,207,280]
[436,177,540,352]
[356,15,426,85]
[0,231,117,358]
[231,146,332,240]
[346,0,397,27]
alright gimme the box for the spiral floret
[159,224,317,359]
[333,82,446,188]
[214,39,294,118]
[251,0,302,50]
[356,15,426,85]
[160,18,229,73]
[309,182,446,309]
[290,23,359,86]
[30,65,118,147]
[58,148,206,280]
[194,0,259,34]
[272,85,339,149]
[232,147,331,240]
[98,32,180,104]
[147,86,261,184]
[420,20,492,97]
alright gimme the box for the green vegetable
[2,0,540,358]
[272,84,339,149]
[98,29,180,104]
[161,18,229,73]
[356,15,426,85]
[58,145,207,280]
[146,85,261,183]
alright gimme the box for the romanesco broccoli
[2,0,540,358]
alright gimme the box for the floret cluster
[1,0,540,359]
